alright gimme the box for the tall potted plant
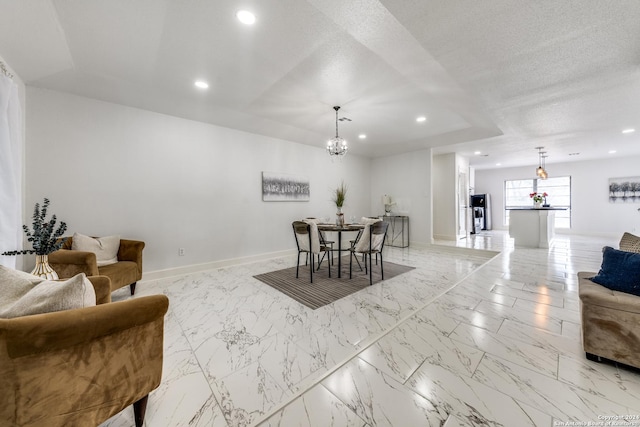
[2,198,68,279]
[332,181,347,226]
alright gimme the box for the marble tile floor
[101,231,640,427]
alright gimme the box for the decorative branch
[1,198,68,256]
[332,181,347,208]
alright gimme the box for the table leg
[337,231,342,278]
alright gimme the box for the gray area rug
[253,257,415,310]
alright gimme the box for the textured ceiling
[1,0,639,169]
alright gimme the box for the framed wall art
[609,176,640,203]
[262,172,310,202]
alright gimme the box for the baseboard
[433,234,456,241]
[140,249,296,282]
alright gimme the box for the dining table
[316,223,365,278]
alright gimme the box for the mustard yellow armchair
[0,276,169,427]
[49,237,145,295]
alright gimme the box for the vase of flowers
[332,181,347,226]
[530,192,548,208]
[1,198,68,279]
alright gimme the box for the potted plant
[382,194,396,216]
[332,181,347,226]
[2,197,68,279]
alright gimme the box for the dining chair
[305,218,334,267]
[349,228,364,271]
[292,221,332,283]
[349,220,389,286]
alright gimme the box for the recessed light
[236,10,256,25]
[622,128,635,134]
[496,163,501,166]
[568,152,580,156]
[609,150,617,154]
[358,134,366,139]
[416,116,426,123]
[194,80,209,89]
[474,151,481,155]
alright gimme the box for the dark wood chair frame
[293,221,332,283]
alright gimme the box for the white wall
[433,153,456,240]
[25,88,372,273]
[0,55,25,270]
[371,150,432,246]
[475,156,640,236]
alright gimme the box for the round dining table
[316,223,365,278]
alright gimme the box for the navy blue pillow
[590,246,640,296]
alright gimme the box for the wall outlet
[178,248,185,256]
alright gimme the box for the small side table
[379,215,409,248]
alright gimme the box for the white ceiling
[2,0,640,169]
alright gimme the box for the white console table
[508,208,566,248]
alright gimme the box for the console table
[379,215,409,248]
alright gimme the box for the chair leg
[310,252,314,283]
[296,252,301,278]
[379,253,384,280]
[317,252,327,270]
[327,251,331,278]
[133,394,149,427]
[130,282,137,295]
[369,252,373,286]
[349,251,353,279]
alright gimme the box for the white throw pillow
[299,220,321,253]
[72,233,120,266]
[0,268,96,319]
[354,217,383,253]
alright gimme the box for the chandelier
[535,146,548,179]
[326,106,348,158]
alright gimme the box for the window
[504,176,571,228]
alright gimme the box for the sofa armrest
[578,271,640,313]
[48,249,99,278]
[0,294,169,426]
[3,294,169,359]
[118,239,145,274]
[87,275,112,304]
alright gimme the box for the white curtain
[0,71,23,268]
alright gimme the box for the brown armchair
[0,275,169,427]
[49,237,145,295]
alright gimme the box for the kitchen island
[507,207,566,248]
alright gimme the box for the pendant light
[326,106,348,158]
[535,147,548,179]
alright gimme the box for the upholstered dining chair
[305,218,334,267]
[292,221,332,283]
[349,220,389,286]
